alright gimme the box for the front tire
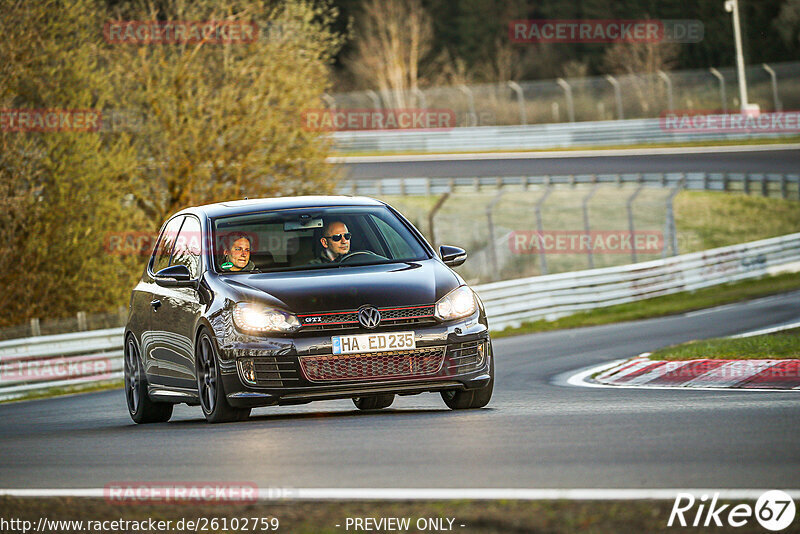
[441,344,494,410]
[353,394,395,410]
[124,336,173,424]
[196,330,250,423]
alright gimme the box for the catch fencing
[330,62,800,127]
[1,232,798,400]
[329,62,800,152]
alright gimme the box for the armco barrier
[331,118,795,153]
[478,232,800,329]
[0,328,124,401]
[1,233,799,400]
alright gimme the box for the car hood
[219,259,462,313]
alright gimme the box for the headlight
[435,286,477,321]
[232,302,301,333]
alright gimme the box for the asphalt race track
[1,291,798,490]
[341,146,800,179]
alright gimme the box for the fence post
[459,85,477,127]
[77,311,87,332]
[762,64,782,112]
[760,174,768,197]
[604,75,624,120]
[627,182,644,263]
[556,78,575,122]
[30,318,41,337]
[582,183,600,269]
[428,192,450,251]
[507,81,526,125]
[486,189,505,280]
[658,70,674,112]
[412,87,427,109]
[664,176,684,258]
[366,89,381,110]
[709,68,727,114]
[781,174,787,199]
[535,181,553,275]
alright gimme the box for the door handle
[150,299,162,311]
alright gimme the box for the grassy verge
[0,379,122,404]
[493,272,800,338]
[648,327,800,361]
[0,497,755,534]
[332,136,800,157]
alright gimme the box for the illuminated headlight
[435,286,477,321]
[232,302,301,333]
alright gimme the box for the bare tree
[602,41,680,114]
[346,0,433,109]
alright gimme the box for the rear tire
[124,336,173,424]
[441,343,494,410]
[196,330,251,423]
[353,394,395,410]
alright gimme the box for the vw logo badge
[358,306,381,329]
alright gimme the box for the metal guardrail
[332,117,797,153]
[0,328,123,401]
[338,172,800,199]
[1,233,798,400]
[478,232,800,330]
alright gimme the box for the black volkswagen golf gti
[124,196,494,423]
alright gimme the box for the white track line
[330,143,800,163]
[730,319,800,338]
[2,488,799,500]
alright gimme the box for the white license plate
[332,331,415,355]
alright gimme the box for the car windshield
[212,205,429,273]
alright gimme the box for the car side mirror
[439,245,467,267]
[154,265,195,287]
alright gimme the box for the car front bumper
[215,315,492,408]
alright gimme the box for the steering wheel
[337,251,387,263]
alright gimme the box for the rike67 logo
[668,491,796,531]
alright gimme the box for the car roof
[173,195,386,219]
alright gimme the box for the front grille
[447,340,485,373]
[300,347,446,382]
[298,305,436,332]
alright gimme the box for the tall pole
[725,0,751,112]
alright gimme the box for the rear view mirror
[154,264,195,287]
[439,245,467,267]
